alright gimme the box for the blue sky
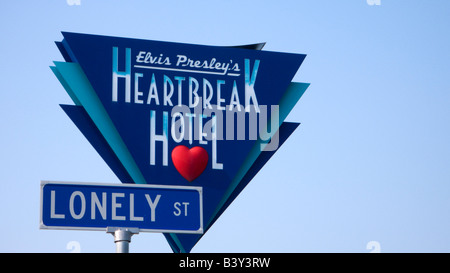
[1,0,449,252]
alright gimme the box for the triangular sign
[51,32,309,252]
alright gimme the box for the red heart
[171,145,209,182]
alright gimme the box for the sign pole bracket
[107,227,140,253]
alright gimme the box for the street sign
[40,181,203,234]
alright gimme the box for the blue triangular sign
[51,32,309,252]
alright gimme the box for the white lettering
[147,73,160,105]
[130,193,144,221]
[136,51,145,63]
[145,194,161,222]
[174,202,181,216]
[212,115,223,169]
[50,190,65,219]
[244,59,260,113]
[91,192,107,220]
[173,202,189,216]
[69,191,86,220]
[163,75,174,106]
[203,78,213,109]
[134,73,144,104]
[171,112,185,143]
[111,192,126,220]
[112,47,131,102]
[150,110,168,166]
[189,77,199,108]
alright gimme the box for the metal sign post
[107,227,139,253]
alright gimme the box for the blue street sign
[40,181,203,234]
